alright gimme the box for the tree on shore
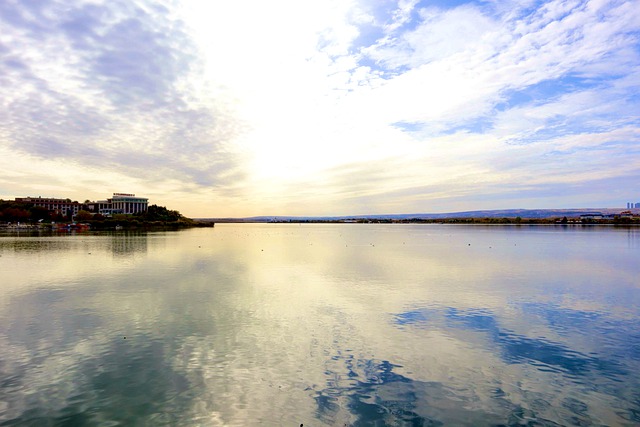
[134,204,186,222]
[0,200,51,222]
[0,207,30,222]
[75,210,93,221]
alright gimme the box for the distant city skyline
[1,1,639,217]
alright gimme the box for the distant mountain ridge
[199,208,636,222]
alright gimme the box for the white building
[96,193,149,215]
[14,196,81,216]
[16,193,149,217]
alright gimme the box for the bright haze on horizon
[1,0,639,217]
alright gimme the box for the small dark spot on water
[123,336,126,339]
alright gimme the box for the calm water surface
[1,224,639,426]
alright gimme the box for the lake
[1,224,639,426]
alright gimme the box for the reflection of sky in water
[392,303,640,424]
[312,353,574,426]
[1,225,639,425]
[395,305,634,379]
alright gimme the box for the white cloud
[1,0,639,216]
[366,4,498,69]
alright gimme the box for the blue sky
[1,0,639,217]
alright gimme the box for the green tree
[29,205,51,222]
[75,210,93,221]
[1,207,31,222]
[135,204,185,222]
[52,212,67,222]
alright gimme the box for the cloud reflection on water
[393,303,640,424]
[1,225,639,425]
[394,304,636,378]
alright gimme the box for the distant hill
[197,208,636,223]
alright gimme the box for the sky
[1,0,639,217]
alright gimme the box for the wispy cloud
[1,0,246,199]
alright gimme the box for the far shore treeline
[220,216,639,225]
[0,200,214,230]
[3,198,639,228]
